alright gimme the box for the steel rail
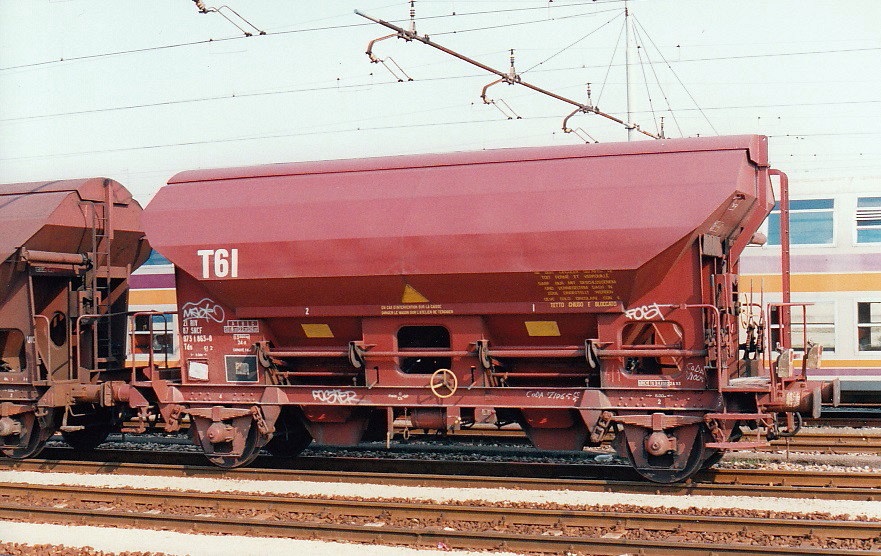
[3,456,881,500]
[808,417,881,429]
[0,482,876,555]
[764,433,881,454]
[808,407,881,429]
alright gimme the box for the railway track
[3,448,880,554]
[0,477,877,555]
[808,407,881,429]
[765,430,881,454]
[4,454,881,500]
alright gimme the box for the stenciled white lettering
[197,248,239,278]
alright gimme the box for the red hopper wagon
[0,178,150,457]
[144,135,830,482]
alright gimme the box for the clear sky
[1,1,879,205]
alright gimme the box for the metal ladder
[86,180,115,372]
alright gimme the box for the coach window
[132,313,176,359]
[767,199,834,246]
[770,302,835,353]
[144,249,172,265]
[397,326,451,374]
[856,197,881,244]
[858,302,881,352]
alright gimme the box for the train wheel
[264,408,312,458]
[61,408,115,451]
[190,415,262,469]
[621,423,711,483]
[62,424,112,452]
[0,411,56,459]
[207,433,260,468]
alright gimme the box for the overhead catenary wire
[6,13,872,75]
[631,26,662,137]
[2,3,878,171]
[3,55,880,163]
[356,9,660,139]
[630,25,682,137]
[5,101,879,164]
[520,11,623,74]
[0,2,615,73]
[0,115,536,162]
[264,0,620,32]
[629,17,680,137]
[430,7,621,37]
[3,60,878,125]
[594,20,624,111]
[632,14,717,136]
[0,115,871,176]
[4,22,876,94]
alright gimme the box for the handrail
[267,348,351,358]
[75,313,102,374]
[269,341,714,363]
[674,303,722,386]
[769,169,792,347]
[128,310,175,381]
[767,302,811,353]
[31,314,51,379]
[595,348,707,358]
[268,347,471,358]
[20,249,89,266]
[766,301,813,386]
[266,344,592,362]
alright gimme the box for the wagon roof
[0,178,136,263]
[147,135,770,281]
[169,135,768,185]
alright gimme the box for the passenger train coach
[740,176,881,403]
[126,251,179,371]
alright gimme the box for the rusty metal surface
[0,178,145,265]
[138,135,813,481]
[0,191,71,264]
[0,177,150,459]
[144,136,771,315]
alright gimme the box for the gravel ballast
[0,521,508,556]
